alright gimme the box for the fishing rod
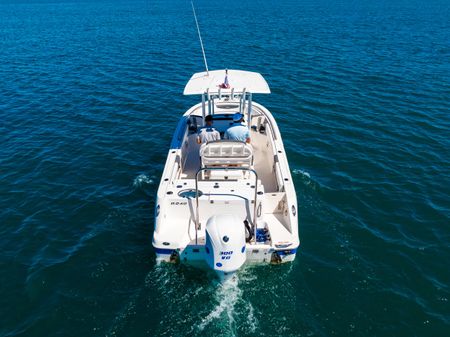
[191,1,209,75]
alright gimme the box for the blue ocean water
[1,0,449,336]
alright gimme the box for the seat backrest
[200,141,253,167]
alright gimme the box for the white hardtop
[183,69,271,95]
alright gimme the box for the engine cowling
[205,214,247,277]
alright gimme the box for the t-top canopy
[183,69,271,95]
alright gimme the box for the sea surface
[1,0,449,336]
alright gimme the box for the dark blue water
[1,0,449,336]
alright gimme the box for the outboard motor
[205,214,247,279]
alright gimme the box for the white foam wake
[292,169,311,179]
[197,271,259,336]
[197,276,241,334]
[132,173,154,188]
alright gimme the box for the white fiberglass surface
[179,111,279,191]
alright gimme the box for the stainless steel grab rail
[194,167,259,245]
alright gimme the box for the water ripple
[1,0,449,336]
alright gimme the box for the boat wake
[196,271,258,336]
[141,264,261,336]
[101,261,303,337]
[292,168,311,179]
[132,174,154,188]
[197,277,241,333]
[292,168,322,192]
[196,272,258,336]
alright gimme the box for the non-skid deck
[179,110,279,194]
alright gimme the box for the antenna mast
[191,1,209,75]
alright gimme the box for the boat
[152,69,300,278]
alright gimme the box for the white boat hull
[155,246,297,265]
[152,70,300,277]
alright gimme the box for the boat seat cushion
[200,141,253,168]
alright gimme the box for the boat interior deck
[179,111,279,193]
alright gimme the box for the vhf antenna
[191,1,209,75]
